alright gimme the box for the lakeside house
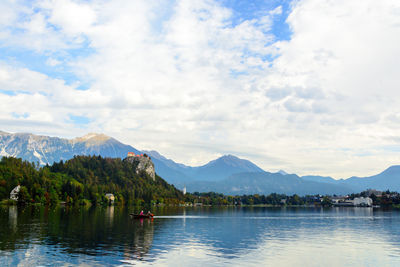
[332,196,373,207]
[352,197,373,206]
[10,185,20,201]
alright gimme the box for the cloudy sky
[1,0,400,178]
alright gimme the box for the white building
[332,196,373,207]
[352,197,373,207]
[10,185,20,201]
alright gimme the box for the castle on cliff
[127,152,147,158]
[124,152,155,181]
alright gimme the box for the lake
[1,205,400,266]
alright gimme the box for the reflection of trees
[43,206,159,260]
[0,205,163,263]
[0,205,47,251]
[105,206,114,226]
[3,205,400,264]
[144,206,399,258]
[8,206,17,232]
[124,217,154,261]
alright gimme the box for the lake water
[1,206,400,266]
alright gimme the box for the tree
[321,196,332,207]
[18,186,31,203]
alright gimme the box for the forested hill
[0,156,184,205]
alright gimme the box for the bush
[0,199,17,205]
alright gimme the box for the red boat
[130,213,154,219]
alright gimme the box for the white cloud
[45,58,61,66]
[1,0,400,178]
[44,0,97,36]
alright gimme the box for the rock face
[124,156,155,181]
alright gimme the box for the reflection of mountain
[146,207,400,263]
[148,207,295,256]
[2,206,400,266]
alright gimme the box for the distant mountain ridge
[0,131,140,165]
[342,165,400,192]
[301,175,338,184]
[143,151,264,184]
[185,172,354,196]
[0,131,263,184]
[2,130,400,195]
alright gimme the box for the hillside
[0,155,183,205]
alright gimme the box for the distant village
[183,189,400,208]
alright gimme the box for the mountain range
[1,130,400,195]
[143,151,263,182]
[0,131,140,165]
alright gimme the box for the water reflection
[129,218,154,260]
[105,206,114,226]
[8,206,17,232]
[1,206,400,266]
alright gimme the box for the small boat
[130,213,154,219]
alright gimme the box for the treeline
[185,191,400,207]
[0,156,183,206]
[185,192,322,206]
[350,190,400,207]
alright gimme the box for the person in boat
[139,210,144,215]
[146,211,152,216]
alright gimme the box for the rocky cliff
[124,156,155,181]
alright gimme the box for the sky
[1,0,400,178]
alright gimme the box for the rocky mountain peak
[72,133,111,146]
[124,155,155,181]
[278,170,288,175]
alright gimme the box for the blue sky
[1,0,400,178]
[0,0,292,88]
[223,0,292,39]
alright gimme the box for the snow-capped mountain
[0,131,140,165]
